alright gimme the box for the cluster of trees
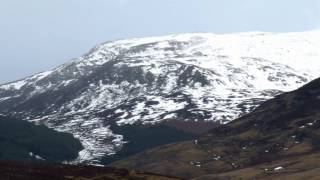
[0,115,83,162]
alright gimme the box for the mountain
[0,31,319,163]
[112,77,320,179]
[0,115,82,163]
[0,161,182,180]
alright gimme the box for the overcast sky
[0,0,319,83]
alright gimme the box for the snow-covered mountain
[0,31,319,163]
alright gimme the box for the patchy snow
[29,152,45,161]
[274,166,284,171]
[0,80,28,90]
[1,31,320,163]
[213,156,221,160]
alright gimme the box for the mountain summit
[0,31,319,163]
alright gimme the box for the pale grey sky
[0,0,319,83]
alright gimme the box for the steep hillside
[0,115,83,163]
[113,77,320,179]
[0,31,319,163]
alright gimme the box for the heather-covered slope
[113,77,320,179]
[0,161,182,180]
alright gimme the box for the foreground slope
[0,115,82,162]
[113,77,320,179]
[0,161,182,180]
[0,31,319,163]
